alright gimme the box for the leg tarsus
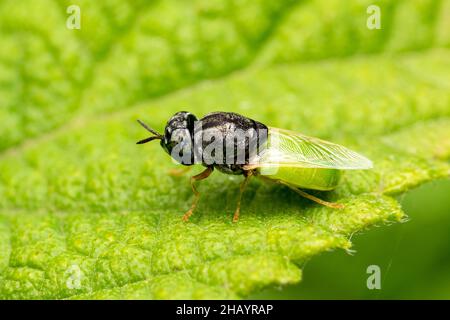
[182,166,213,221]
[233,171,253,223]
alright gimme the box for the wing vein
[249,127,373,170]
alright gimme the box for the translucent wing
[246,127,373,170]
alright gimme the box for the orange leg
[169,166,192,177]
[233,171,253,223]
[182,166,214,221]
[278,181,344,209]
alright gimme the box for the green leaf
[0,0,449,299]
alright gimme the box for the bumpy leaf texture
[0,0,449,299]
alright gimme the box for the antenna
[136,119,163,144]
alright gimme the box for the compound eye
[164,128,189,149]
[172,128,190,143]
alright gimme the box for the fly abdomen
[259,166,342,191]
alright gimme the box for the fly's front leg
[233,170,253,223]
[278,181,344,209]
[169,166,192,177]
[182,166,214,222]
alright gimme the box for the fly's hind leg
[233,170,253,223]
[278,181,344,209]
[182,166,214,222]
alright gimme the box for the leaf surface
[0,0,449,299]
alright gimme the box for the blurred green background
[0,0,449,299]
[251,179,450,299]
